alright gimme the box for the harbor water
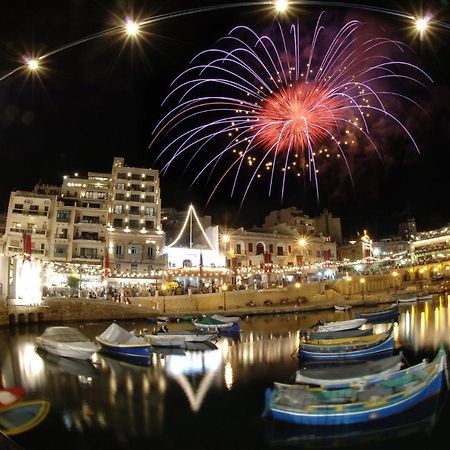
[1,294,450,450]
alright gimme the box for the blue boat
[95,323,152,360]
[298,328,395,361]
[354,304,399,323]
[265,344,448,426]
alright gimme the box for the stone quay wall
[0,264,447,327]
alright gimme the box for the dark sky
[0,0,449,239]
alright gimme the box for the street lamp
[345,276,352,300]
[392,271,399,294]
[222,283,228,311]
[161,284,167,312]
[360,278,366,302]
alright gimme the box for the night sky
[0,0,449,239]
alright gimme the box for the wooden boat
[193,316,235,330]
[301,326,394,350]
[315,318,367,333]
[0,387,25,408]
[298,328,395,361]
[146,329,218,348]
[95,323,152,360]
[265,344,448,426]
[295,353,403,387]
[265,394,443,448]
[417,294,433,301]
[305,327,373,341]
[396,294,418,303]
[211,314,240,323]
[354,304,399,322]
[36,326,99,360]
[334,304,352,311]
[0,400,50,436]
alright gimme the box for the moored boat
[334,304,352,311]
[95,323,152,360]
[304,327,373,341]
[298,327,395,361]
[146,329,218,348]
[0,400,50,436]
[417,294,433,301]
[265,344,448,426]
[211,314,241,323]
[193,316,236,330]
[354,304,399,322]
[295,353,403,387]
[36,326,99,360]
[314,318,367,333]
[396,294,418,303]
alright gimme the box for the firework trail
[152,13,431,205]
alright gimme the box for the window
[56,210,70,223]
[115,245,123,255]
[147,247,154,257]
[115,193,125,201]
[130,194,140,202]
[129,219,139,229]
[248,243,253,253]
[129,206,140,215]
[114,205,123,214]
[14,203,24,210]
[85,191,106,200]
[145,196,154,203]
[277,246,283,256]
[236,243,242,254]
[131,184,140,191]
[146,175,154,182]
[113,218,123,227]
[145,221,154,230]
[145,185,155,192]
[288,245,292,253]
[115,263,121,270]
[131,174,141,180]
[131,264,138,272]
[116,183,125,190]
[29,205,39,214]
[117,172,127,179]
[145,207,155,216]
[53,245,67,258]
[269,244,273,253]
[183,259,193,267]
[256,243,264,255]
[129,245,138,254]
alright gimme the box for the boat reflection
[265,394,445,448]
[36,349,99,378]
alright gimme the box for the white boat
[396,295,418,303]
[146,330,218,348]
[193,316,235,330]
[315,318,367,333]
[36,326,99,360]
[417,294,433,301]
[295,353,403,387]
[211,314,240,323]
[334,305,352,311]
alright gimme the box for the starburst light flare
[152,13,431,206]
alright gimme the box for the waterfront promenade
[1,263,448,327]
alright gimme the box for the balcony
[74,234,105,242]
[9,227,47,235]
[8,246,46,255]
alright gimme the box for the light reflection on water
[0,294,449,449]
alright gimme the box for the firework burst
[152,13,431,205]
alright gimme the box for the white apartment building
[107,157,165,277]
[1,157,166,293]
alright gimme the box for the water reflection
[0,295,449,449]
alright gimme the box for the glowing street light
[25,57,40,72]
[359,277,366,302]
[274,0,289,13]
[415,16,430,33]
[124,18,140,38]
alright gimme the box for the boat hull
[96,337,152,359]
[298,333,395,361]
[36,337,98,360]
